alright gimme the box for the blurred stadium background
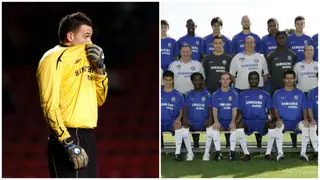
[2,2,159,178]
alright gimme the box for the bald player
[232,15,261,55]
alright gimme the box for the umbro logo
[74,58,81,64]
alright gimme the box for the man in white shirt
[168,44,205,95]
[230,36,269,92]
[294,45,318,94]
[229,36,269,148]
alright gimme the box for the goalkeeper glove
[85,44,105,69]
[62,137,89,170]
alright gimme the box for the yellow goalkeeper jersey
[36,42,108,142]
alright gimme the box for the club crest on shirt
[314,66,318,71]
[259,94,263,100]
[239,57,245,62]
[294,95,298,100]
[228,96,232,102]
[274,57,279,61]
[304,40,308,45]
[288,56,292,61]
[171,97,176,102]
[222,60,227,65]
[300,65,305,70]
[196,41,199,45]
[168,43,171,47]
[202,96,206,102]
[176,64,181,70]
[280,96,285,99]
[254,58,259,63]
[191,66,196,71]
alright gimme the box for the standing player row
[161,16,318,71]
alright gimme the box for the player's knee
[181,128,189,138]
[298,121,308,132]
[267,129,276,139]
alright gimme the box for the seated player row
[161,16,318,72]
[161,69,318,162]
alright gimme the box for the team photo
[160,0,318,178]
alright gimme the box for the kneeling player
[307,72,318,160]
[183,72,212,161]
[235,71,272,161]
[161,70,185,161]
[273,69,309,161]
[211,72,239,161]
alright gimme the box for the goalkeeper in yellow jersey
[36,12,108,178]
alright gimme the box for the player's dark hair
[221,71,232,79]
[248,71,259,80]
[180,44,192,51]
[186,19,194,24]
[294,16,305,24]
[267,18,279,34]
[213,34,224,41]
[275,31,288,39]
[161,20,169,27]
[190,72,204,81]
[283,69,296,79]
[58,12,92,42]
[211,17,223,27]
[163,70,174,79]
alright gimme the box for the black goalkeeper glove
[62,137,89,170]
[85,44,105,69]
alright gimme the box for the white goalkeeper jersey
[168,59,205,95]
[294,60,318,92]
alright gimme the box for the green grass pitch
[161,133,318,178]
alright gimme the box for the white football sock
[230,130,237,151]
[174,129,183,155]
[310,125,318,152]
[212,129,221,151]
[275,124,284,155]
[299,122,310,155]
[182,128,193,155]
[204,127,213,154]
[266,129,276,155]
[237,128,249,155]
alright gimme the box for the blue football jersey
[272,88,307,121]
[307,87,318,121]
[185,89,211,124]
[161,89,184,123]
[286,33,313,62]
[176,35,202,61]
[161,37,177,71]
[260,34,277,55]
[212,88,239,121]
[232,32,261,54]
[312,33,318,48]
[201,34,232,55]
[239,89,272,120]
